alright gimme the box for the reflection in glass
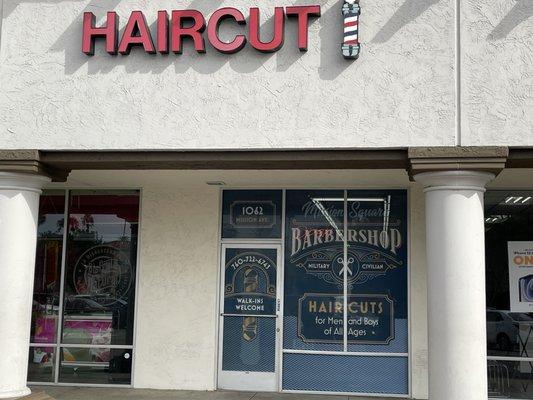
[62,191,139,346]
[58,348,132,384]
[486,310,533,357]
[31,193,65,344]
[27,346,56,382]
[488,360,533,399]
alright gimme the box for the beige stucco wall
[49,169,429,398]
[0,0,455,149]
[1,0,531,149]
[461,0,533,146]
[134,184,220,390]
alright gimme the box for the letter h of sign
[341,0,361,59]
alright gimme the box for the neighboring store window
[283,190,408,395]
[485,191,533,399]
[28,190,140,386]
[222,190,282,239]
[28,192,65,382]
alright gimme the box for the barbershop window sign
[224,250,277,316]
[508,242,533,312]
[298,293,394,344]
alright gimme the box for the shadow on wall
[372,0,440,43]
[318,0,350,80]
[368,0,532,43]
[44,0,352,78]
[5,0,445,77]
[488,0,533,40]
[49,0,280,75]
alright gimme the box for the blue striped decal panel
[282,353,409,394]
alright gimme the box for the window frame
[28,188,142,388]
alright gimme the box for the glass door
[218,244,281,392]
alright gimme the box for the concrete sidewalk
[27,386,394,400]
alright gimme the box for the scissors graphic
[336,256,355,276]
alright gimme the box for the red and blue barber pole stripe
[342,0,361,59]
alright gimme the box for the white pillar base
[0,172,50,399]
[415,170,494,400]
[0,388,31,399]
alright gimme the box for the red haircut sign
[82,6,321,56]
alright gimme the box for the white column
[0,172,50,399]
[415,170,494,400]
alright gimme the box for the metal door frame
[217,243,282,392]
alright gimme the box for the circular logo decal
[73,245,133,306]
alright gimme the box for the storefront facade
[0,0,532,399]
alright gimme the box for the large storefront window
[283,190,408,395]
[485,191,533,399]
[28,190,140,386]
[219,189,409,395]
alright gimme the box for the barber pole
[341,0,361,59]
